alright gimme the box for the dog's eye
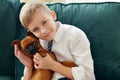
[25,42,38,55]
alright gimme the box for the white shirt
[22,22,95,80]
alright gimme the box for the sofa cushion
[0,0,16,76]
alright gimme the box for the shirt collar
[53,22,64,43]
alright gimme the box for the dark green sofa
[0,0,120,80]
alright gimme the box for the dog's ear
[27,31,39,40]
[11,40,22,50]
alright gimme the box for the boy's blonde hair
[19,0,51,28]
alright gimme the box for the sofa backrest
[16,2,120,80]
[0,0,16,77]
[0,1,20,80]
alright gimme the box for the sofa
[0,0,120,80]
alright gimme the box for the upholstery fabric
[0,0,16,76]
[0,76,14,80]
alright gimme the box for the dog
[12,31,77,80]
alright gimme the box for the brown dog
[12,31,77,80]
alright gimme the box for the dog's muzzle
[25,42,38,55]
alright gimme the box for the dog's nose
[25,42,38,55]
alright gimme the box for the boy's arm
[50,61,74,80]
[33,53,74,80]
[14,45,33,80]
[68,31,95,80]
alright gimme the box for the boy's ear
[51,10,57,21]
[27,31,39,40]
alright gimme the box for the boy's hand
[14,45,33,69]
[33,53,56,70]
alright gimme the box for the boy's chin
[47,38,53,41]
[43,38,53,41]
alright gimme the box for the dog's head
[12,31,40,57]
[21,36,39,55]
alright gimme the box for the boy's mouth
[44,32,51,38]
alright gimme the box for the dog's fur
[12,31,77,80]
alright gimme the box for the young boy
[14,0,95,80]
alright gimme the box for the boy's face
[28,9,58,41]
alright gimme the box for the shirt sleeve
[21,67,26,80]
[21,77,24,80]
[70,31,95,80]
